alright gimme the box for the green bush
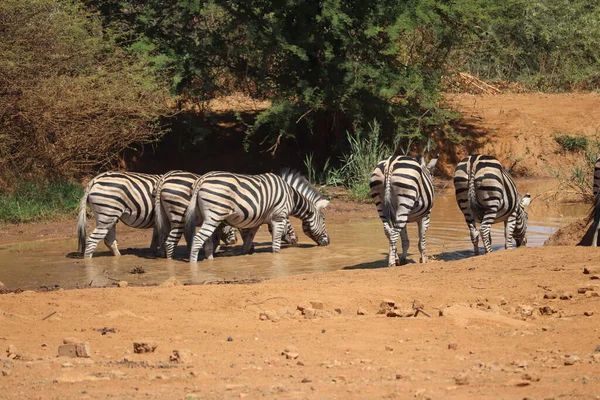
[554,134,589,153]
[0,182,83,224]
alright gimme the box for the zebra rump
[77,171,161,258]
[453,154,531,255]
[184,170,329,262]
[370,155,437,266]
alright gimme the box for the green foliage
[0,0,170,190]
[554,133,590,153]
[453,0,600,90]
[551,139,600,202]
[0,182,83,224]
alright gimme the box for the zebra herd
[77,153,533,265]
[77,169,328,261]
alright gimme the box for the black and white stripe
[453,154,531,255]
[588,158,600,246]
[77,171,160,258]
[155,170,298,259]
[184,170,329,262]
[370,155,437,266]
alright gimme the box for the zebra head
[514,193,531,246]
[280,169,331,246]
[220,225,238,245]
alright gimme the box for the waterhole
[0,180,587,290]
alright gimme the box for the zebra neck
[290,190,313,220]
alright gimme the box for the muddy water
[0,180,588,290]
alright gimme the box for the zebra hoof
[420,257,427,263]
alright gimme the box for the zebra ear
[426,155,439,175]
[316,198,330,210]
[520,193,531,208]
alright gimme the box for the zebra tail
[184,176,205,246]
[153,172,171,250]
[382,162,397,230]
[467,158,479,218]
[77,179,93,254]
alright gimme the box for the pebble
[585,291,599,298]
[58,342,91,358]
[454,373,469,385]
[356,307,368,316]
[159,277,181,287]
[563,354,580,366]
[169,349,192,364]
[583,267,599,275]
[543,292,557,299]
[334,307,350,315]
[577,287,594,294]
[282,345,299,360]
[559,292,573,300]
[259,310,280,322]
[227,337,233,342]
[302,308,317,318]
[385,345,394,351]
[386,309,415,318]
[448,343,458,350]
[584,311,594,317]
[539,306,557,316]
[133,341,158,354]
[309,301,324,310]
[118,281,128,288]
[1,369,11,377]
[516,304,535,318]
[296,302,311,312]
[522,373,540,382]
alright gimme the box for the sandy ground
[1,247,600,399]
[2,93,600,398]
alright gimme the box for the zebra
[588,158,600,246]
[184,170,329,263]
[154,170,299,259]
[153,170,239,259]
[370,155,438,266]
[453,154,531,255]
[77,171,161,258]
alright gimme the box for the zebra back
[370,155,436,230]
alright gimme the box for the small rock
[6,345,19,360]
[585,291,600,298]
[559,292,573,300]
[412,299,424,310]
[227,337,233,342]
[563,354,580,366]
[133,341,158,354]
[282,345,299,360]
[448,343,458,350]
[316,310,332,319]
[583,267,599,275]
[58,342,91,358]
[1,369,11,377]
[387,309,415,318]
[591,353,600,363]
[296,302,311,312]
[516,304,535,318]
[381,299,395,308]
[454,373,469,385]
[302,308,317,318]
[301,378,311,383]
[385,345,394,351]
[538,306,557,316]
[521,373,540,382]
[159,277,181,287]
[514,380,531,387]
[498,296,507,305]
[169,349,192,364]
[118,281,128,288]
[259,310,280,322]
[584,311,594,317]
[309,301,324,310]
[577,287,594,294]
[543,293,557,299]
[356,307,368,316]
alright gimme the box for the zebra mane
[279,169,326,204]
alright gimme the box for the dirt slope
[439,93,600,178]
[1,247,600,399]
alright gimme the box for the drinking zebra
[453,154,531,255]
[154,170,297,259]
[370,155,438,266]
[77,171,161,258]
[184,170,329,263]
[588,158,600,246]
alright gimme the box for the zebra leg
[480,210,498,254]
[164,227,185,259]
[464,219,479,256]
[203,235,216,260]
[504,215,517,250]
[593,219,600,247]
[85,217,119,258]
[418,214,431,263]
[241,227,260,254]
[269,220,286,253]
[103,224,121,256]
[189,219,220,263]
[399,227,410,265]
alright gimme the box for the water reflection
[0,181,588,289]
